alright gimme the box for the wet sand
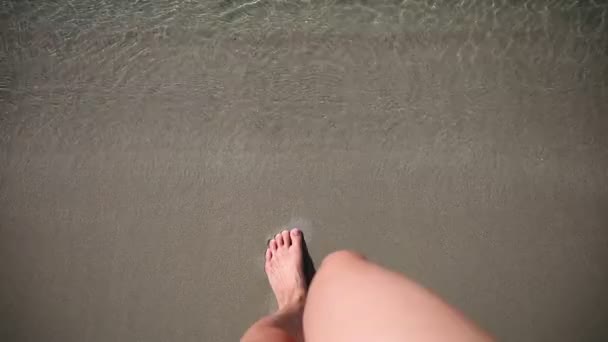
[1,1,608,341]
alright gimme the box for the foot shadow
[301,232,317,287]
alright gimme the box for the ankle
[278,291,306,311]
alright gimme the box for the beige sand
[1,1,607,341]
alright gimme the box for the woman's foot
[241,230,308,342]
[265,228,307,310]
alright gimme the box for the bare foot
[265,228,307,310]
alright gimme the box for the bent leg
[303,251,493,342]
[241,306,302,342]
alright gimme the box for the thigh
[303,251,492,342]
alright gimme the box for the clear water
[3,1,606,153]
[1,1,607,341]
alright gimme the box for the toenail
[291,228,300,235]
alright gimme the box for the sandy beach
[1,1,607,341]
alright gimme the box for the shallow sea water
[1,1,607,341]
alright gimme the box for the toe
[281,230,291,246]
[269,240,278,251]
[290,228,302,246]
[265,248,272,262]
[275,233,284,246]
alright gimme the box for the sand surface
[1,1,608,341]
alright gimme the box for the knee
[321,250,366,268]
[310,250,370,296]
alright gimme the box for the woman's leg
[241,229,307,342]
[303,250,493,342]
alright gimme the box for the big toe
[290,228,302,247]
